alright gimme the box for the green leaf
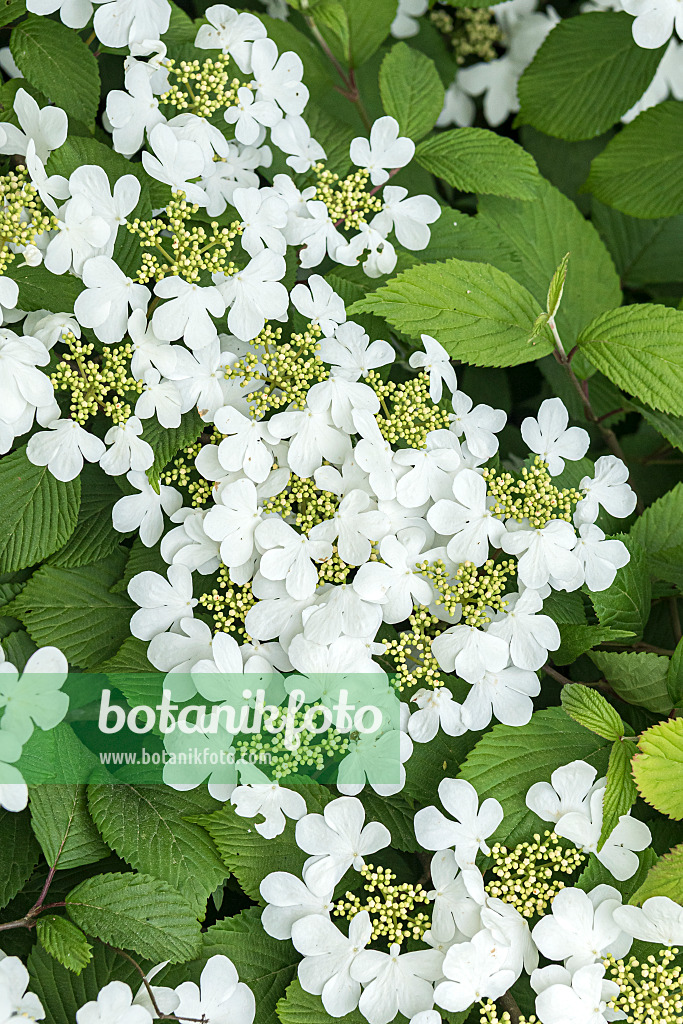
[349,257,554,367]
[36,916,92,975]
[0,447,81,573]
[459,707,611,846]
[554,624,635,665]
[47,137,154,216]
[30,785,110,871]
[0,1,26,29]
[313,0,397,68]
[0,808,40,910]
[630,482,683,582]
[415,129,539,200]
[361,791,420,852]
[66,871,202,963]
[590,536,651,641]
[589,651,672,715]
[517,14,665,141]
[203,908,299,1024]
[48,466,122,569]
[9,551,134,669]
[19,722,111,786]
[5,263,84,313]
[95,637,153,674]
[599,738,638,849]
[87,785,226,918]
[632,404,683,455]
[403,722,478,805]
[10,15,100,125]
[668,639,683,707]
[379,43,443,142]
[561,684,625,741]
[633,718,683,819]
[577,846,658,901]
[584,101,683,218]
[592,203,683,290]
[142,409,204,487]
[547,252,570,318]
[277,980,407,1024]
[629,843,683,905]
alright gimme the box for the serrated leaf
[379,43,443,142]
[592,203,683,290]
[599,739,638,849]
[48,466,122,569]
[669,640,683,707]
[633,718,683,819]
[5,262,84,313]
[632,404,683,455]
[561,685,625,740]
[517,14,664,141]
[9,551,133,669]
[313,0,397,68]
[66,871,202,963]
[547,252,570,318]
[415,129,539,200]
[577,303,683,417]
[0,1,26,29]
[142,409,204,487]
[590,536,651,641]
[459,707,611,846]
[584,101,683,218]
[87,785,226,917]
[361,791,420,852]
[589,651,672,714]
[349,257,554,367]
[554,624,635,665]
[10,15,100,125]
[0,447,80,573]
[19,722,111,786]
[36,916,92,975]
[0,808,40,910]
[30,785,110,871]
[630,482,683,582]
[629,843,683,905]
[95,637,153,674]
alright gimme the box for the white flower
[335,222,397,278]
[414,778,503,875]
[152,278,225,350]
[351,943,443,1024]
[268,403,351,478]
[482,896,538,977]
[135,369,182,429]
[435,929,516,1013]
[270,115,326,173]
[391,0,428,37]
[170,337,256,421]
[521,398,590,476]
[224,86,281,145]
[461,665,540,730]
[203,478,266,571]
[372,186,441,250]
[353,529,434,623]
[349,116,415,186]
[100,416,153,477]
[92,0,170,48]
[201,142,270,216]
[291,275,345,336]
[147,618,213,683]
[437,76,476,128]
[244,574,317,646]
[74,256,150,345]
[574,455,637,526]
[501,520,582,591]
[622,38,683,121]
[25,138,69,216]
[573,524,630,591]
[320,322,394,382]
[214,406,276,482]
[0,329,54,426]
[26,418,106,482]
[295,796,391,893]
[106,62,165,157]
[409,334,458,404]
[427,469,505,567]
[173,955,254,1024]
[292,911,372,1018]
[450,392,506,460]
[427,849,482,941]
[260,871,334,939]
[310,489,385,566]
[0,732,28,812]
[161,508,221,577]
[112,471,182,547]
[526,760,604,824]
[68,166,140,250]
[302,583,382,646]
[76,981,150,1024]
[0,646,68,744]
[231,774,306,840]
[195,5,267,72]
[250,38,308,115]
[128,565,198,641]
[256,518,332,599]
[215,250,288,342]
[555,789,651,881]
[394,435,461,508]
[0,88,67,163]
[45,197,111,277]
[296,200,347,269]
[488,589,561,671]
[534,962,620,1024]
[27,0,93,29]
[142,124,207,206]
[622,0,683,46]
[431,623,509,684]
[613,896,683,946]
[408,687,464,743]
[232,185,288,257]
[532,885,629,969]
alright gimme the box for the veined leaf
[379,43,444,142]
[633,718,683,820]
[416,128,539,199]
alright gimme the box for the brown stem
[543,663,615,695]
[497,990,522,1024]
[669,597,682,647]
[304,15,372,131]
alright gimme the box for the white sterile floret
[435,928,516,1013]
[25,139,69,216]
[427,468,505,567]
[488,589,561,670]
[372,186,441,250]
[409,334,458,404]
[622,0,683,46]
[427,849,482,941]
[521,398,590,476]
[501,519,582,591]
[394,435,461,508]
[224,86,281,146]
[0,88,67,163]
[408,686,465,743]
[214,249,289,342]
[76,980,151,1024]
[291,275,346,336]
[231,770,307,840]
[554,787,652,880]
[106,62,165,158]
[0,646,68,745]
[292,910,373,1018]
[309,489,385,566]
[250,38,309,116]
[195,5,267,72]
[128,564,198,641]
[256,518,332,600]
[350,942,443,1024]
[532,884,631,970]
[135,369,183,429]
[349,116,416,187]
[302,583,382,647]
[112,470,182,547]
[45,197,111,277]
[335,222,397,279]
[449,392,506,460]
[74,256,150,345]
[260,871,335,939]
[0,731,29,812]
[161,507,221,577]
[613,896,683,946]
[214,405,276,482]
[532,962,620,1024]
[142,124,207,206]
[68,166,140,251]
[203,477,266,571]
[26,418,106,482]
[232,185,288,257]
[270,115,326,173]
[431,621,509,684]
[100,416,153,477]
[391,0,429,38]
[526,760,604,823]
[572,524,630,591]
[414,778,504,879]
[92,0,171,48]
[574,454,637,526]
[461,664,541,730]
[268,403,351,477]
[296,796,391,893]
[152,277,225,350]
[320,322,395,381]
[173,955,255,1024]
[296,200,347,269]
[0,956,45,1021]
[0,329,54,428]
[27,0,93,29]
[353,529,434,623]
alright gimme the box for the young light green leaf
[66,871,202,963]
[632,718,683,820]
[36,916,92,976]
[577,303,683,417]
[379,43,444,142]
[668,639,683,708]
[517,13,665,141]
[629,843,683,905]
[561,685,625,741]
[30,785,109,872]
[584,101,683,218]
[0,447,80,573]
[547,252,570,318]
[589,651,672,715]
[415,128,540,200]
[349,258,554,367]
[598,739,638,849]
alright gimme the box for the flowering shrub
[0,2,682,1024]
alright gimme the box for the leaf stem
[303,15,372,131]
